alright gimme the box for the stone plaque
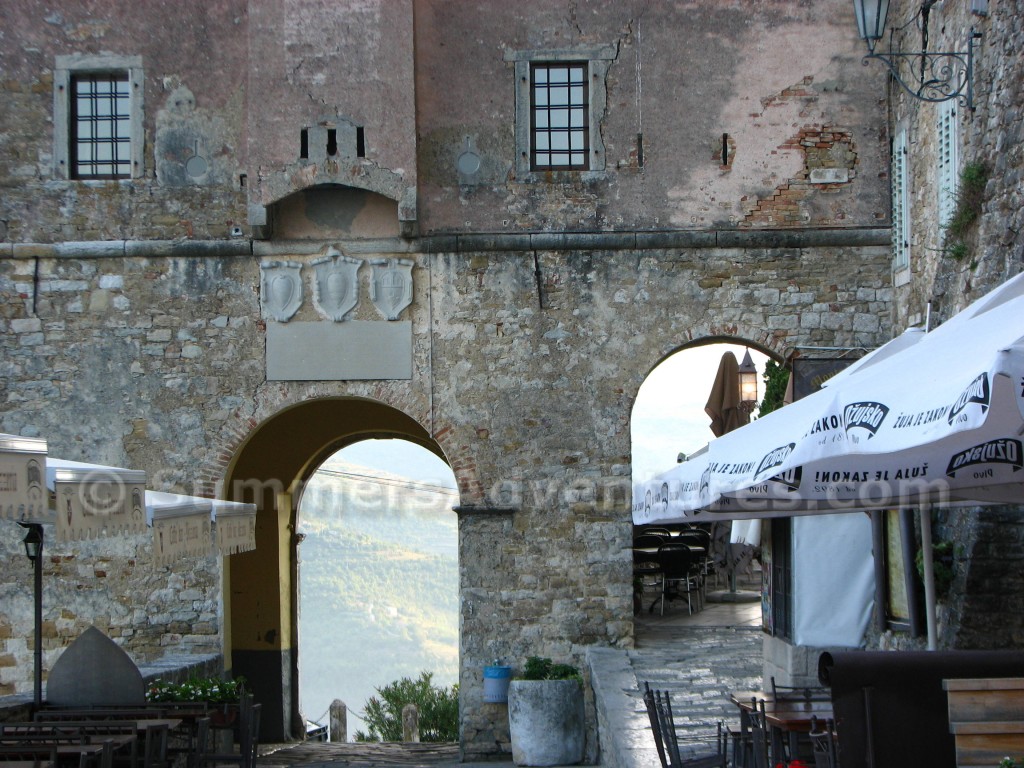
[809,168,850,184]
[266,321,412,380]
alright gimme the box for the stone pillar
[329,699,347,742]
[402,703,419,742]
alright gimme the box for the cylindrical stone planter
[508,679,584,766]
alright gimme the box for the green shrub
[757,359,789,417]
[943,162,988,261]
[355,671,458,742]
[520,656,581,681]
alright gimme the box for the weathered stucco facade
[15,0,1015,758]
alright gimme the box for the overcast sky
[334,342,768,491]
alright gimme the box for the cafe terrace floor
[259,577,764,768]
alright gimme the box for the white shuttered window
[892,129,910,273]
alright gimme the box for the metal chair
[770,676,831,702]
[650,543,702,615]
[642,683,726,768]
[747,699,770,768]
[196,696,260,768]
[809,716,839,768]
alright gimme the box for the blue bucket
[483,665,513,703]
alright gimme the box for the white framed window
[54,54,144,180]
[937,100,960,227]
[892,129,910,276]
[506,45,614,177]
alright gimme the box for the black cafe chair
[643,683,726,768]
[650,543,702,615]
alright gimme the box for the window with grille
[70,74,132,179]
[54,54,143,181]
[937,100,959,228]
[530,63,589,171]
[892,129,910,273]
[506,45,613,178]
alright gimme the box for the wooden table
[730,691,834,767]
[4,719,181,768]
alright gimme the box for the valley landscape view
[297,454,459,738]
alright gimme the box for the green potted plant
[507,657,584,766]
[147,674,246,725]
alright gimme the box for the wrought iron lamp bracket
[862,27,981,110]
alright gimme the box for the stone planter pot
[508,679,584,766]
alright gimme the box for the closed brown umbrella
[704,351,759,599]
[704,351,742,437]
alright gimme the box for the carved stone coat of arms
[311,248,361,321]
[370,258,414,321]
[260,261,303,322]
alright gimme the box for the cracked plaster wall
[415,0,889,234]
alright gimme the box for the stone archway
[221,396,451,741]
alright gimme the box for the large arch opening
[296,438,458,740]
[222,397,453,741]
[630,338,775,621]
[631,339,774,485]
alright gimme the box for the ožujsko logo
[754,443,795,480]
[767,466,802,492]
[948,373,990,425]
[843,401,889,439]
[946,438,1022,477]
[699,467,712,497]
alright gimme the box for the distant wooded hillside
[297,458,459,737]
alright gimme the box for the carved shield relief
[370,258,414,321]
[311,249,361,321]
[260,261,303,322]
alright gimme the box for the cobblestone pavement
[587,584,764,768]
[259,742,462,768]
[260,581,764,768]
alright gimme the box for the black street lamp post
[852,0,981,109]
[19,522,43,709]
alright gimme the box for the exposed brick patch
[743,125,857,227]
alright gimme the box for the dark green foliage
[916,540,955,598]
[520,656,581,681]
[354,671,459,742]
[756,359,789,417]
[943,162,988,260]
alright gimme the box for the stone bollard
[402,703,420,743]
[329,699,347,743]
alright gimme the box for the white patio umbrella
[633,271,1024,647]
[634,272,1024,523]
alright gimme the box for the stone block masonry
[0,237,891,752]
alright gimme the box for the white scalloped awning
[47,458,147,541]
[0,433,47,522]
[146,491,214,567]
[212,498,257,556]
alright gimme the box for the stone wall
[880,0,1024,652]
[1,239,892,746]
[0,0,899,752]
[888,0,1024,327]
